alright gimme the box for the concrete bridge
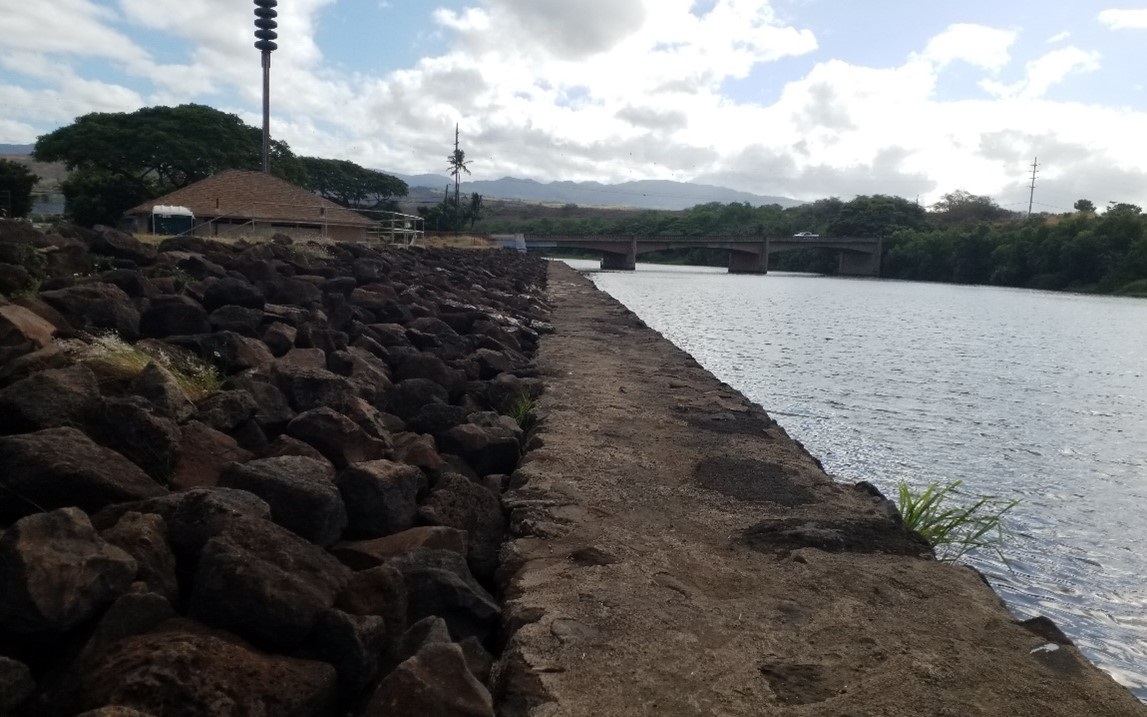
[523,235,883,276]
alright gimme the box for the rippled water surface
[565,259,1147,699]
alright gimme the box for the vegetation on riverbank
[896,480,1019,563]
[478,193,1147,296]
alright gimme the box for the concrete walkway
[493,261,1145,717]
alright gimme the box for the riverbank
[494,260,1146,716]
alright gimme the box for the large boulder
[91,488,271,570]
[385,549,500,644]
[336,564,408,653]
[384,378,449,421]
[336,459,425,538]
[437,419,522,477]
[395,352,466,401]
[66,618,337,716]
[285,407,390,469]
[89,227,157,266]
[0,508,137,634]
[129,361,195,422]
[0,303,56,359]
[41,282,141,340]
[219,456,347,547]
[362,641,493,717]
[0,363,101,435]
[90,396,183,483]
[187,516,350,649]
[0,427,166,525]
[419,473,506,584]
[272,362,361,413]
[170,421,254,490]
[99,511,180,603]
[207,304,264,336]
[201,277,265,312]
[138,295,211,338]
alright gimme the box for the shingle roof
[128,169,375,227]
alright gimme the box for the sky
[1,0,1146,211]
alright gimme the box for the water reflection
[570,259,1147,699]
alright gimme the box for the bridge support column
[600,238,637,271]
[728,239,769,274]
[837,239,882,277]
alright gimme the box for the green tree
[828,194,928,237]
[0,159,39,218]
[1074,198,1096,213]
[298,157,407,208]
[930,190,1013,226]
[33,103,302,226]
[465,192,484,228]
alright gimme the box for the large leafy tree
[33,103,303,226]
[0,159,39,218]
[929,190,1013,226]
[299,157,407,209]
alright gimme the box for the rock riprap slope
[0,219,548,716]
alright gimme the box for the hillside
[388,172,801,211]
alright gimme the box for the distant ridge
[0,144,33,155]
[385,172,801,211]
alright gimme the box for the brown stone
[331,527,467,570]
[171,421,255,490]
[0,508,137,634]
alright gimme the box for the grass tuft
[78,333,222,401]
[507,393,538,433]
[897,480,1019,563]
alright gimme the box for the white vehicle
[793,231,819,239]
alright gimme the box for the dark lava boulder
[41,282,141,340]
[0,363,100,435]
[219,456,346,547]
[0,427,166,525]
[336,459,426,539]
[187,515,350,649]
[65,618,337,716]
[0,507,137,634]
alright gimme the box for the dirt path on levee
[493,261,1144,717]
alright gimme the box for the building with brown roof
[127,169,377,242]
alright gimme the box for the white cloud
[0,1,1144,209]
[980,46,1101,99]
[1046,31,1071,44]
[920,24,1015,71]
[1098,8,1147,29]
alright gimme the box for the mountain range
[388,172,800,211]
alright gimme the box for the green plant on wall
[897,480,1019,563]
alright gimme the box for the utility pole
[1027,156,1039,218]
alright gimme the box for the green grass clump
[507,393,538,433]
[896,480,1019,563]
[82,333,222,401]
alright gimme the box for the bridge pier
[728,240,769,274]
[600,238,637,271]
[837,239,882,277]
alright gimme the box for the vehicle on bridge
[793,231,819,239]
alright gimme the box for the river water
[562,259,1147,699]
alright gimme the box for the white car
[793,231,819,239]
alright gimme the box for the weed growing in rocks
[74,332,222,400]
[507,393,538,434]
[896,480,1019,563]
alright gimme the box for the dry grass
[72,333,222,401]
